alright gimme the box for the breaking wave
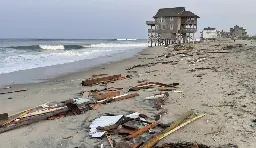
[9,43,147,51]
[11,45,85,51]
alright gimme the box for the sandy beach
[0,39,256,148]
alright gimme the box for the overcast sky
[0,0,255,39]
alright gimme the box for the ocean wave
[9,43,147,51]
[10,45,85,50]
[83,43,147,48]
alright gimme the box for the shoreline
[0,46,146,88]
[1,40,256,148]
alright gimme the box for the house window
[160,17,164,23]
[170,25,173,30]
[156,25,159,30]
[162,25,165,30]
[170,17,173,20]
[191,18,195,20]
[187,17,191,20]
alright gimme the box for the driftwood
[82,74,121,86]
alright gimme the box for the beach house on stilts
[146,7,200,47]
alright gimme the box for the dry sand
[0,39,256,148]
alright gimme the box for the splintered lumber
[129,82,179,91]
[0,107,69,134]
[82,74,121,86]
[125,122,159,140]
[142,111,194,148]
[110,93,139,103]
[99,93,139,104]
[95,91,120,100]
[143,112,206,148]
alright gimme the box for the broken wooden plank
[94,91,120,100]
[0,107,69,134]
[125,122,159,140]
[110,93,139,103]
[142,111,194,148]
[82,74,121,86]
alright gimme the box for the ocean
[0,39,147,86]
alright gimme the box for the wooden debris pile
[88,111,207,148]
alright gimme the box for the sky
[0,0,255,39]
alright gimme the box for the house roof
[203,27,216,30]
[182,11,200,18]
[154,8,180,18]
[154,7,199,18]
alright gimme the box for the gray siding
[155,17,179,39]
[231,28,247,39]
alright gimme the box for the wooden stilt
[150,26,153,47]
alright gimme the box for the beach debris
[82,74,121,86]
[156,143,238,148]
[0,98,95,134]
[117,123,138,135]
[189,67,214,72]
[0,89,28,95]
[194,73,206,78]
[94,91,121,100]
[0,106,69,134]
[125,122,159,140]
[143,111,193,147]
[145,92,169,110]
[63,136,73,139]
[126,63,156,70]
[142,111,206,148]
[129,82,179,91]
[97,117,132,132]
[90,115,123,138]
[155,142,210,148]
[156,95,168,110]
[155,110,168,121]
[98,93,139,104]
